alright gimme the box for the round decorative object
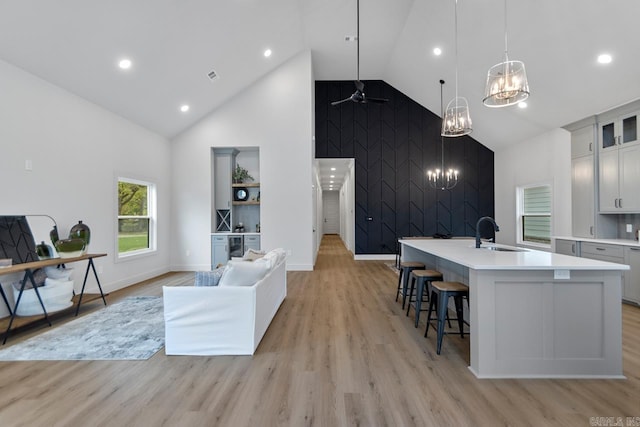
[69,220,91,246]
[36,241,54,259]
[234,187,249,201]
[54,238,86,258]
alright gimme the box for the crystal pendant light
[442,0,472,137]
[428,80,459,190]
[482,0,530,107]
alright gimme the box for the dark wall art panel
[316,80,495,254]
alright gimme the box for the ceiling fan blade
[365,97,389,104]
[331,98,352,106]
[354,80,364,92]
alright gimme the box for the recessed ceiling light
[118,59,132,70]
[518,102,527,109]
[330,167,336,171]
[330,181,334,184]
[264,49,272,58]
[330,175,335,178]
[597,53,612,64]
[433,47,442,56]
[180,105,190,113]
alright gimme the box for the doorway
[322,191,340,234]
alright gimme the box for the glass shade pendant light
[442,0,472,137]
[429,80,459,190]
[483,0,530,107]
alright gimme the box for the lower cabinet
[212,234,262,269]
[624,246,640,304]
[244,235,261,252]
[212,235,228,269]
[580,242,624,264]
[578,241,640,305]
[555,239,580,256]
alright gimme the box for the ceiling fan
[331,0,389,106]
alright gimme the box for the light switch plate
[627,224,633,233]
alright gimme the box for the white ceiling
[1,0,639,154]
[316,158,353,191]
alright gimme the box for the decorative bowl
[54,238,86,258]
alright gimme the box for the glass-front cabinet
[600,112,639,151]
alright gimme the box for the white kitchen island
[400,238,628,379]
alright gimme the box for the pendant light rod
[441,0,472,137]
[440,79,446,172]
[428,79,459,190]
[356,0,360,81]
[503,0,508,58]
[482,0,529,107]
[454,0,459,104]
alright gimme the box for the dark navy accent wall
[315,80,495,255]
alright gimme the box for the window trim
[116,176,157,261]
[516,183,552,249]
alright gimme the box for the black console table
[0,253,107,344]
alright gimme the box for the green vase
[69,220,91,247]
[36,241,54,259]
[50,225,59,245]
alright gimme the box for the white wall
[339,160,355,255]
[313,166,322,260]
[0,59,172,317]
[494,128,572,248]
[170,51,315,271]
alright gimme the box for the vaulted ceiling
[1,0,638,151]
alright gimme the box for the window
[517,184,551,246]
[117,178,156,257]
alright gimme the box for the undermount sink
[477,246,527,252]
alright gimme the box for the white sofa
[163,254,286,356]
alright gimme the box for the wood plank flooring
[0,234,638,426]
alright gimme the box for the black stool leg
[406,275,416,315]
[414,277,424,327]
[454,295,465,338]
[401,269,411,309]
[395,268,404,302]
[424,291,438,337]
[436,291,450,355]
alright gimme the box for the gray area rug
[0,296,164,361]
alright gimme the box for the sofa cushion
[219,260,269,287]
[194,267,226,287]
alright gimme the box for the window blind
[522,185,551,244]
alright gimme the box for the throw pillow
[242,248,266,261]
[194,266,226,287]
[218,260,269,287]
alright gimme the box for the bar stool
[405,269,443,328]
[395,261,425,309]
[424,281,469,355]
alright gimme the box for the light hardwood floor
[0,234,639,426]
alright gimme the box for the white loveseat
[163,251,286,356]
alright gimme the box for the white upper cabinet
[598,109,640,212]
[571,125,594,158]
[599,111,639,152]
[570,124,595,236]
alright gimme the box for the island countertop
[399,238,629,271]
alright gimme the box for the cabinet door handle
[571,243,575,254]
[614,198,618,208]
[619,198,623,208]
[596,247,605,251]
[589,142,593,152]
[590,226,594,236]
[630,247,640,251]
